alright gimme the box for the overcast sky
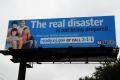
[0,0,120,80]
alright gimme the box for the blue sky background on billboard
[0,0,120,80]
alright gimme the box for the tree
[79,59,120,80]
[79,76,95,80]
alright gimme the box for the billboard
[5,16,116,49]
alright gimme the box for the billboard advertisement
[5,16,116,49]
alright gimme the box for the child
[6,28,19,49]
[7,21,18,37]
[21,27,33,48]
[18,20,29,37]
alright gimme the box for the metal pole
[18,61,27,80]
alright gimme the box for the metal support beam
[18,61,27,80]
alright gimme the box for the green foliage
[79,59,120,80]
[79,76,95,80]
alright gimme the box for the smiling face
[11,30,17,36]
[12,24,17,28]
[12,21,18,28]
[20,20,25,28]
[11,28,18,36]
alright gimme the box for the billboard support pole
[18,61,26,80]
